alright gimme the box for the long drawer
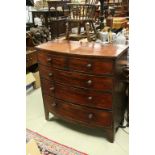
[42,94,54,109]
[55,84,112,110]
[41,79,54,96]
[54,69,113,91]
[43,95,112,128]
[39,65,54,80]
[37,52,113,75]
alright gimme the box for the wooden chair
[47,0,71,39]
[66,3,97,41]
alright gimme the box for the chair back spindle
[66,3,97,41]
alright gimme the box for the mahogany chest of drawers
[36,39,129,143]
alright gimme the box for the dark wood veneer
[55,84,112,110]
[37,52,53,66]
[53,69,113,91]
[41,79,54,97]
[38,65,53,80]
[36,39,128,143]
[43,96,112,128]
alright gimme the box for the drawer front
[41,79,54,96]
[69,57,92,73]
[42,94,55,110]
[55,84,112,110]
[54,69,113,91]
[37,52,53,66]
[52,55,66,69]
[26,52,37,67]
[69,57,113,75]
[50,99,112,127]
[38,53,113,75]
[37,52,66,68]
[39,65,54,80]
[93,61,113,75]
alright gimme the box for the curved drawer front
[55,84,112,110]
[69,57,113,75]
[92,60,113,75]
[52,55,67,69]
[54,69,113,91]
[37,52,53,66]
[41,79,54,96]
[38,52,66,68]
[39,65,54,80]
[37,52,113,75]
[44,97,112,128]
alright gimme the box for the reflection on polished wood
[36,39,128,58]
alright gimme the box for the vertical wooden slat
[83,4,85,20]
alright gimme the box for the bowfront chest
[36,39,129,142]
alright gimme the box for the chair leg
[91,21,97,35]
[78,23,81,35]
[85,22,91,42]
[66,22,70,40]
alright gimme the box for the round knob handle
[30,58,32,60]
[47,57,52,62]
[48,73,53,77]
[51,102,56,107]
[87,63,92,68]
[88,96,93,100]
[88,113,93,119]
[87,80,92,85]
[50,87,55,91]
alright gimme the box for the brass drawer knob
[51,102,56,107]
[87,80,92,85]
[88,113,93,119]
[88,96,93,100]
[50,87,55,91]
[48,73,53,77]
[47,57,52,62]
[87,63,92,68]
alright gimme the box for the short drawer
[37,52,66,68]
[37,53,113,75]
[55,84,112,110]
[69,57,113,75]
[54,69,113,91]
[39,65,54,80]
[41,79,54,96]
[37,52,53,66]
[46,98,112,128]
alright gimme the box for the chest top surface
[36,39,128,58]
